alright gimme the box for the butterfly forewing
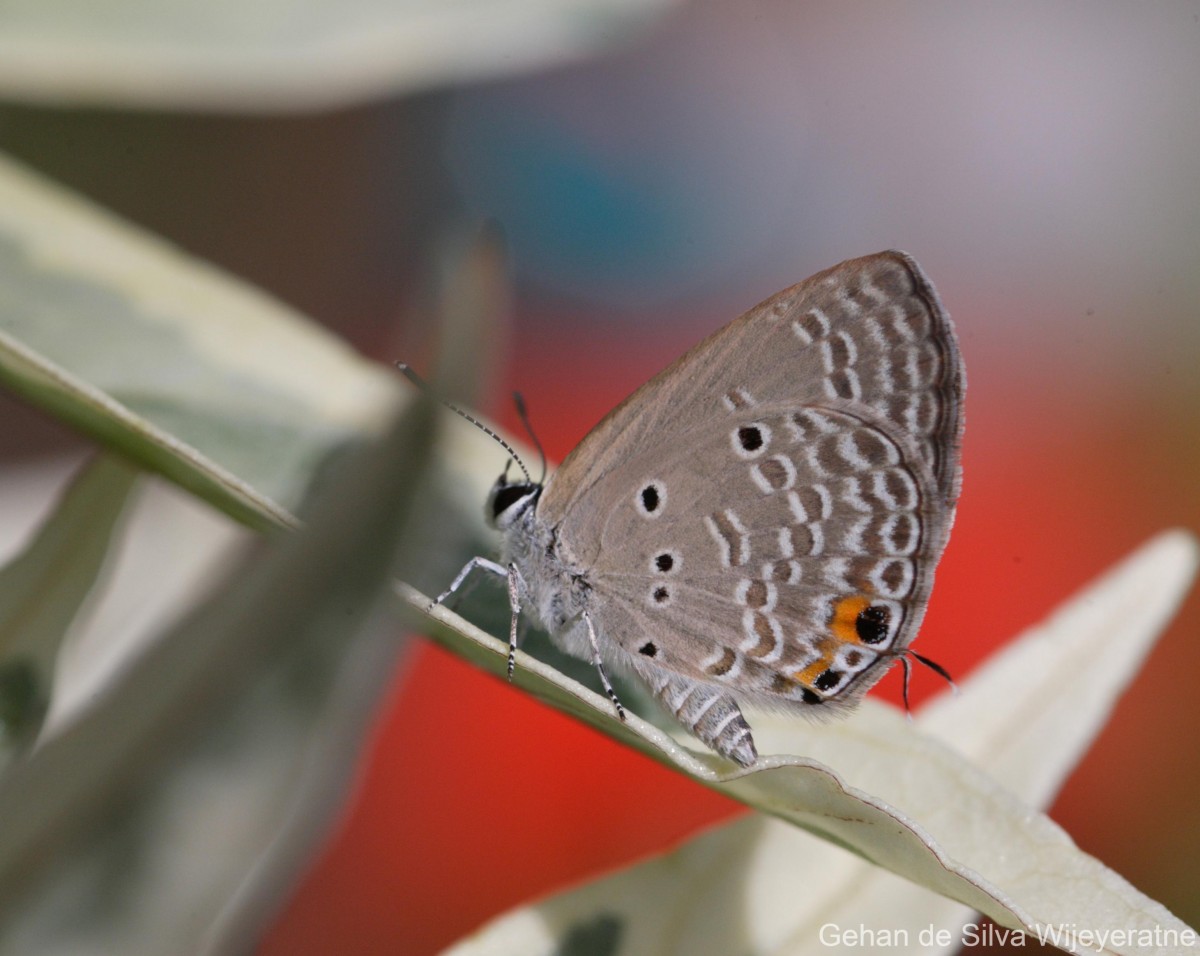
[543,252,961,529]
[541,251,963,710]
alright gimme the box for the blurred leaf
[24,463,252,740]
[426,531,1200,955]
[0,455,138,760]
[0,151,400,531]
[0,397,435,954]
[0,0,680,112]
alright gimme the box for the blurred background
[1,2,1197,953]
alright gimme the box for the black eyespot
[855,604,891,645]
[491,482,536,520]
[652,586,670,603]
[738,426,763,451]
[639,642,657,657]
[655,553,674,572]
[801,688,823,705]
[641,485,660,512]
[815,669,842,691]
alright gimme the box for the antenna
[511,391,547,484]
[396,363,531,483]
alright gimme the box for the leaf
[0,150,399,531]
[916,529,1197,809]
[0,0,680,112]
[35,469,253,740]
[427,531,1200,956]
[0,398,437,955]
[0,455,139,760]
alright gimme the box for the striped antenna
[395,363,531,483]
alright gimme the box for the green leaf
[0,455,138,759]
[0,0,679,112]
[429,532,1200,955]
[0,398,437,953]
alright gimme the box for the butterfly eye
[490,482,537,522]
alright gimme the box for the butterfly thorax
[488,477,592,637]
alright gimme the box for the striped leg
[583,611,626,722]
[433,557,524,681]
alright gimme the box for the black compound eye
[491,483,535,520]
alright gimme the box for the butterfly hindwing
[588,399,942,708]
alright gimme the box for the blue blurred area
[441,18,828,315]
[447,109,686,303]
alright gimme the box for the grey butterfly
[435,251,964,766]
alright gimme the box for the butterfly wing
[540,251,964,712]
[543,251,961,532]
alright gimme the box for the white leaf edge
[426,530,1200,956]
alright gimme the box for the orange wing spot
[792,655,834,686]
[831,593,872,645]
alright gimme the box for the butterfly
[418,250,964,766]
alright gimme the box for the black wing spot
[738,425,764,452]
[640,485,661,513]
[855,604,891,645]
[815,669,842,691]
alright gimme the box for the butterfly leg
[634,664,758,767]
[432,556,508,608]
[504,562,525,681]
[432,557,525,681]
[582,611,626,722]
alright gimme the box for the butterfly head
[486,473,543,531]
